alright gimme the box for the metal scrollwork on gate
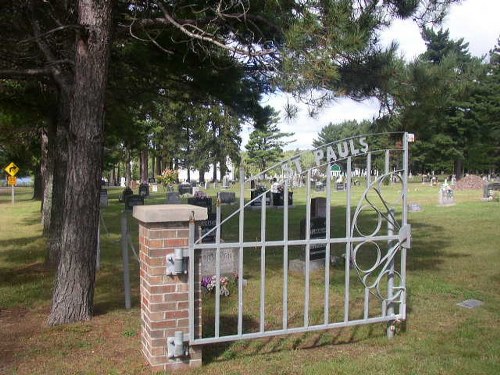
[350,171,406,304]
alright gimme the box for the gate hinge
[398,224,411,249]
[167,331,189,358]
[166,248,189,275]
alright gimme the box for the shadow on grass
[0,236,46,264]
[202,317,383,365]
[408,221,470,271]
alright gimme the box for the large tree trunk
[212,162,217,182]
[33,163,43,200]
[48,0,113,325]
[46,90,70,268]
[454,159,464,180]
[125,150,132,187]
[140,149,148,183]
[41,126,53,234]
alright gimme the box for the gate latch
[398,224,411,249]
[167,331,189,358]
[166,248,189,275]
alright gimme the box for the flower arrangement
[156,169,178,187]
[201,273,238,297]
[193,190,208,199]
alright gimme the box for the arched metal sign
[188,132,412,345]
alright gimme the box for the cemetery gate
[186,133,412,349]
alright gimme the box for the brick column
[133,204,207,372]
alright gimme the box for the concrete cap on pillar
[132,204,208,223]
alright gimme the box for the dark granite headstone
[198,213,217,243]
[271,191,293,206]
[187,197,212,214]
[335,182,345,191]
[300,217,327,260]
[99,189,108,208]
[139,183,149,197]
[166,191,181,204]
[311,197,326,218]
[178,182,193,195]
[125,194,144,211]
[218,191,236,204]
[250,188,270,206]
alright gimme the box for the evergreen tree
[245,106,294,176]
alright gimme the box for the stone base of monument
[289,258,325,273]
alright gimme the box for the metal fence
[188,132,411,345]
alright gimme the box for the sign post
[4,162,19,205]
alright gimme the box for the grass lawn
[0,183,499,375]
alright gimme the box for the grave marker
[125,194,144,210]
[218,191,236,204]
[300,217,327,260]
[166,191,181,204]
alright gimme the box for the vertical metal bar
[387,208,395,339]
[238,167,245,336]
[324,164,331,325]
[283,177,289,330]
[304,169,311,327]
[11,184,14,205]
[188,218,196,342]
[366,152,372,188]
[401,133,409,320]
[385,149,390,175]
[364,288,370,319]
[214,198,222,337]
[344,157,352,322]
[260,192,266,332]
[121,211,131,310]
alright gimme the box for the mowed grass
[0,182,499,374]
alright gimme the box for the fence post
[133,204,207,372]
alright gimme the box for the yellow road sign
[7,176,16,186]
[4,162,19,177]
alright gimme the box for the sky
[241,0,500,151]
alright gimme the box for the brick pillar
[133,204,207,372]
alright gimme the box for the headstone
[120,177,126,187]
[483,182,500,200]
[439,184,454,205]
[198,213,217,243]
[178,182,192,195]
[250,187,270,206]
[315,181,324,192]
[408,202,422,212]
[99,189,108,208]
[166,191,181,204]
[218,191,236,204]
[188,197,213,214]
[457,299,483,309]
[192,186,200,196]
[271,191,293,206]
[311,197,326,218]
[335,182,345,191]
[300,217,327,260]
[151,183,158,193]
[120,187,133,203]
[125,194,144,210]
[200,246,239,277]
[222,176,230,189]
[139,183,149,197]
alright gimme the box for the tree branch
[0,68,52,79]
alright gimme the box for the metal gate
[188,132,411,345]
